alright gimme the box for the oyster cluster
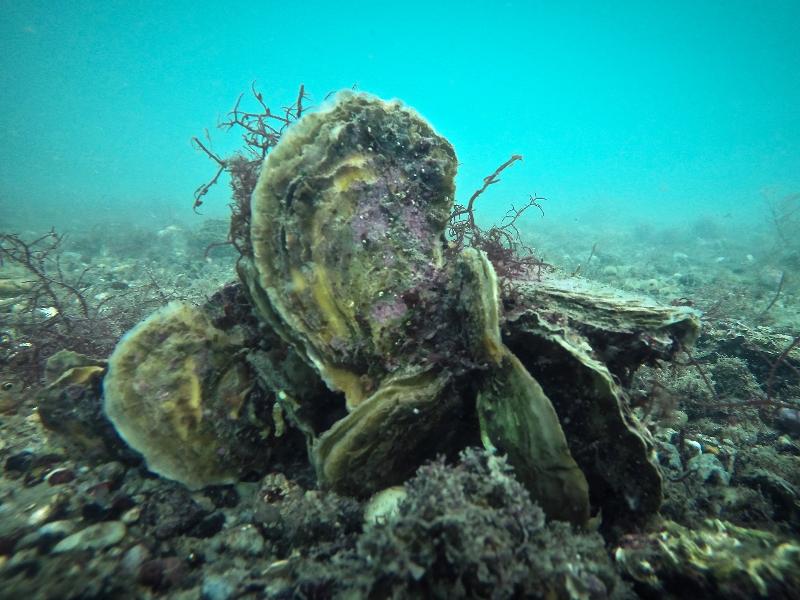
[102,92,699,526]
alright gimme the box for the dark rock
[739,468,800,523]
[138,557,186,591]
[45,467,75,485]
[79,478,134,522]
[142,485,209,540]
[775,407,800,436]
[0,530,24,556]
[4,451,34,474]
[37,353,138,464]
[190,512,226,538]
[274,448,626,598]
[202,573,238,600]
[254,473,362,554]
[51,521,126,553]
[120,543,150,576]
[205,485,240,509]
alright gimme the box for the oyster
[240,92,590,522]
[103,301,271,488]
[244,92,458,407]
[101,91,700,526]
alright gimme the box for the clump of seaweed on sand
[0,230,168,384]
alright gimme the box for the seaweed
[192,83,308,258]
[273,448,628,599]
[194,87,552,296]
[448,154,550,288]
[0,229,164,383]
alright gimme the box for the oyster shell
[246,92,458,409]
[100,91,703,527]
[244,92,590,522]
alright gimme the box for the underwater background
[2,1,799,231]
[1,1,800,599]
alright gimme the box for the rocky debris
[268,448,629,598]
[140,484,213,540]
[686,453,731,486]
[775,407,800,436]
[37,350,136,463]
[616,519,800,598]
[254,472,362,555]
[51,521,126,553]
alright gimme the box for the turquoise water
[1,0,798,233]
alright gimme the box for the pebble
[262,559,291,579]
[684,439,703,457]
[364,486,406,524]
[657,442,683,472]
[35,519,78,550]
[216,524,264,556]
[775,407,800,436]
[138,557,186,591]
[120,543,150,575]
[16,519,77,552]
[52,521,126,553]
[686,453,730,486]
[121,505,142,524]
[202,573,238,600]
[38,519,78,538]
[46,467,75,485]
[27,493,69,527]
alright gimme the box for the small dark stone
[775,407,800,436]
[5,451,34,474]
[0,531,24,556]
[33,453,65,468]
[205,485,240,509]
[18,454,68,487]
[138,559,166,589]
[82,492,135,522]
[190,512,226,538]
[142,485,209,540]
[94,461,126,489]
[46,467,76,485]
[138,557,186,591]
